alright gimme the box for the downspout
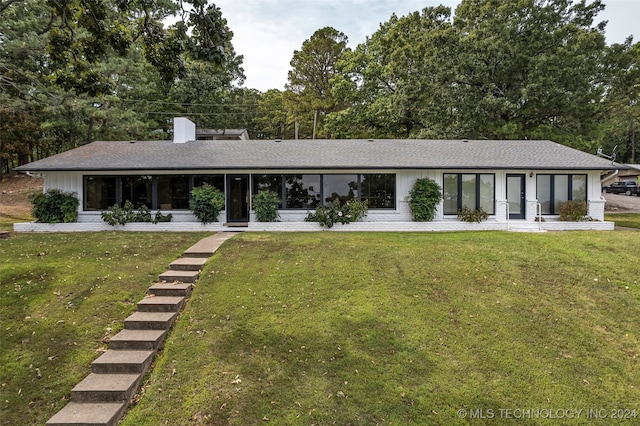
[600,170,618,186]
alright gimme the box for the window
[361,174,396,209]
[285,175,321,208]
[121,176,152,208]
[84,176,117,210]
[250,173,396,209]
[443,173,495,215]
[252,174,283,208]
[84,174,225,211]
[323,174,358,204]
[193,175,225,192]
[537,174,587,214]
[83,173,398,212]
[157,175,190,210]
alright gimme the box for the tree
[286,27,349,139]
[447,0,608,145]
[328,7,454,138]
[598,38,640,163]
[0,0,244,172]
[329,0,613,147]
[43,0,237,95]
[253,89,288,139]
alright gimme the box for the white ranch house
[15,118,623,232]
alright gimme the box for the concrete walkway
[46,232,239,426]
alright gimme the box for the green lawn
[117,231,639,425]
[0,232,208,426]
[605,213,640,229]
[0,212,33,232]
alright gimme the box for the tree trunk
[631,124,636,163]
[312,110,318,140]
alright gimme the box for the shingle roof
[15,139,622,172]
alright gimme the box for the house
[196,128,249,140]
[14,118,624,232]
[617,164,640,183]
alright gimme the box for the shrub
[305,198,368,228]
[408,178,442,221]
[253,190,280,222]
[559,200,588,222]
[101,201,173,226]
[29,189,79,223]
[189,184,225,224]
[457,206,489,223]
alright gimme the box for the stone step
[169,257,208,271]
[71,373,141,403]
[91,350,155,375]
[182,233,237,258]
[109,329,167,351]
[124,311,177,330]
[137,295,185,312]
[148,282,193,297]
[158,269,200,283]
[46,401,127,426]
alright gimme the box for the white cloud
[214,0,638,92]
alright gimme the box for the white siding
[35,168,608,227]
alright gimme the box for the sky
[213,0,640,93]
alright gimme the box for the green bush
[408,178,442,221]
[29,189,79,223]
[559,200,588,221]
[253,190,280,222]
[101,201,173,226]
[457,206,489,223]
[305,198,368,228]
[189,184,225,224]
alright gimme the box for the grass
[605,213,640,229]
[0,213,32,232]
[0,232,208,426]
[116,231,640,425]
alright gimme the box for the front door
[226,175,249,222]
[507,174,526,219]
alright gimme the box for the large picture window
[443,173,495,215]
[251,173,395,210]
[323,174,358,204]
[286,175,321,208]
[193,175,225,192]
[84,174,225,211]
[537,174,587,214]
[157,175,190,210]
[361,174,396,208]
[121,176,152,209]
[84,173,397,212]
[252,174,283,208]
[84,176,117,210]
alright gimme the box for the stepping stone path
[46,233,238,426]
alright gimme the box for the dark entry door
[226,175,249,222]
[506,174,526,219]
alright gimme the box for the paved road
[603,192,640,213]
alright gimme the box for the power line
[118,99,260,107]
[144,111,267,116]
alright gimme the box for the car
[603,180,639,196]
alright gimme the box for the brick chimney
[173,117,196,143]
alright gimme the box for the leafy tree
[286,27,349,139]
[447,0,608,145]
[328,7,453,138]
[598,39,640,163]
[42,0,237,94]
[0,0,244,171]
[253,89,288,139]
[329,0,613,148]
